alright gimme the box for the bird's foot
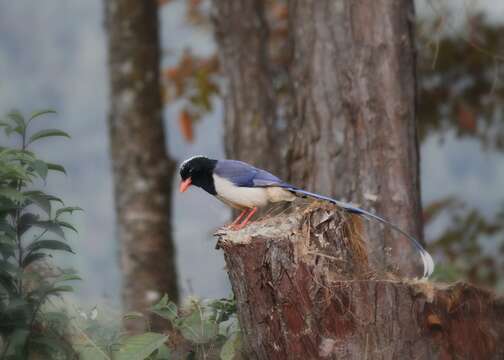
[219,207,258,231]
[221,223,239,230]
[229,222,249,231]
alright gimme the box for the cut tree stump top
[215,203,504,360]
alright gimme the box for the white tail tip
[420,249,435,279]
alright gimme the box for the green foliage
[416,13,504,288]
[75,295,242,360]
[149,295,242,360]
[0,109,81,359]
[417,14,504,150]
[115,333,169,360]
[426,198,504,288]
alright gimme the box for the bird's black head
[179,156,218,195]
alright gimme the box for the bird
[179,155,434,279]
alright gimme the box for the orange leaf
[164,67,180,81]
[456,103,477,133]
[271,3,288,21]
[179,110,194,143]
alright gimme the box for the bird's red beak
[179,178,192,193]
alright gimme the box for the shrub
[0,110,81,359]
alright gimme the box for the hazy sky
[0,0,503,307]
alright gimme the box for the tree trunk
[214,0,423,276]
[213,0,289,179]
[104,0,179,330]
[216,205,504,360]
[287,0,423,276]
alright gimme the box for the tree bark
[214,0,423,276]
[287,0,423,275]
[104,0,179,330]
[213,0,288,179]
[216,205,504,360]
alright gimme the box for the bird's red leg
[227,209,248,228]
[234,207,257,230]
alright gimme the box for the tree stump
[215,203,504,359]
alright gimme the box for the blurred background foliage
[416,7,504,289]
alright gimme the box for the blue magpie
[179,155,434,278]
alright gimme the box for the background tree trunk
[213,0,288,179]
[104,0,179,330]
[214,0,423,276]
[216,205,504,359]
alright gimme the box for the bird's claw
[224,224,240,231]
[220,223,247,231]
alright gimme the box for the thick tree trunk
[213,0,288,179]
[287,0,423,276]
[214,0,423,276]
[104,0,179,330]
[216,205,504,360]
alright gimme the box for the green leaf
[46,162,67,175]
[151,302,178,322]
[41,311,69,327]
[55,272,82,282]
[179,310,218,344]
[123,311,144,321]
[218,317,239,337]
[0,239,15,258]
[3,124,14,136]
[49,285,74,293]
[150,294,178,322]
[220,333,241,360]
[75,345,110,360]
[57,220,78,233]
[32,221,66,239]
[0,199,17,214]
[0,272,18,294]
[0,187,25,203]
[4,328,30,357]
[19,213,39,236]
[115,333,168,360]
[21,252,47,268]
[45,194,64,205]
[0,259,21,276]
[30,159,48,180]
[24,191,51,215]
[30,334,75,359]
[56,206,83,218]
[155,344,171,360]
[27,129,70,145]
[0,220,16,240]
[7,111,26,133]
[29,282,74,299]
[27,239,74,254]
[28,109,57,122]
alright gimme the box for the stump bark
[215,204,504,360]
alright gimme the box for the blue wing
[214,160,288,187]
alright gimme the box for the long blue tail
[286,187,434,279]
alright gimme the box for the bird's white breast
[213,174,295,209]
